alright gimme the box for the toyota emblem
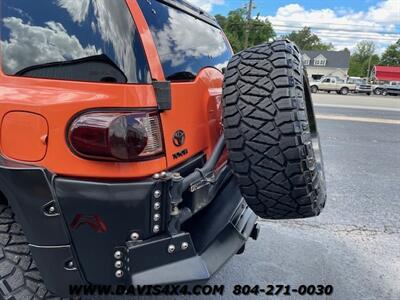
[173,130,185,147]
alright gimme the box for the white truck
[310,76,356,95]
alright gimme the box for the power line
[272,25,399,36]
[226,22,399,36]
[264,19,399,29]
[225,24,399,41]
[274,29,399,41]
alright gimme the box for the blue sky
[188,0,400,53]
[211,0,382,16]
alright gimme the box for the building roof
[302,50,350,69]
[374,65,400,81]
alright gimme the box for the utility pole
[367,53,373,82]
[244,0,254,49]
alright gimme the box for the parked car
[348,78,372,95]
[310,76,356,95]
[386,81,400,96]
[374,81,400,96]
[0,0,326,298]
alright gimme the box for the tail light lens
[68,111,163,161]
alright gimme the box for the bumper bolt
[181,242,189,250]
[153,214,161,221]
[153,225,160,233]
[154,202,161,210]
[154,190,161,199]
[161,171,167,177]
[115,270,124,278]
[65,260,75,270]
[114,251,123,260]
[153,173,160,180]
[172,173,182,180]
[168,244,175,253]
[48,206,56,214]
[130,232,139,241]
[115,260,123,269]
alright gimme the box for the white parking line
[314,103,400,112]
[316,114,400,125]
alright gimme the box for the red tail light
[68,111,163,161]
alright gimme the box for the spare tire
[222,40,326,219]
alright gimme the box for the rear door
[137,0,233,168]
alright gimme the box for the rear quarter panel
[0,74,167,178]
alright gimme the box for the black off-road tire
[222,40,326,219]
[0,203,57,299]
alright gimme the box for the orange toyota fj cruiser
[0,0,326,298]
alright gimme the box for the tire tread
[0,204,57,300]
[222,40,326,219]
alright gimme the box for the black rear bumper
[0,155,257,297]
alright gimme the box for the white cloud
[57,0,90,23]
[367,0,400,23]
[260,0,400,54]
[0,17,99,74]
[152,9,228,68]
[185,0,224,12]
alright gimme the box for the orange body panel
[0,75,166,178]
[1,111,48,162]
[0,1,224,179]
[162,68,224,168]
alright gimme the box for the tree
[348,40,380,77]
[343,48,350,55]
[215,9,275,53]
[284,27,333,51]
[380,39,400,66]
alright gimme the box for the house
[302,50,350,81]
[372,66,400,82]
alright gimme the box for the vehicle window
[138,0,233,81]
[322,79,331,83]
[0,0,151,83]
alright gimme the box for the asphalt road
[200,94,398,300]
[204,93,400,300]
[110,94,400,300]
